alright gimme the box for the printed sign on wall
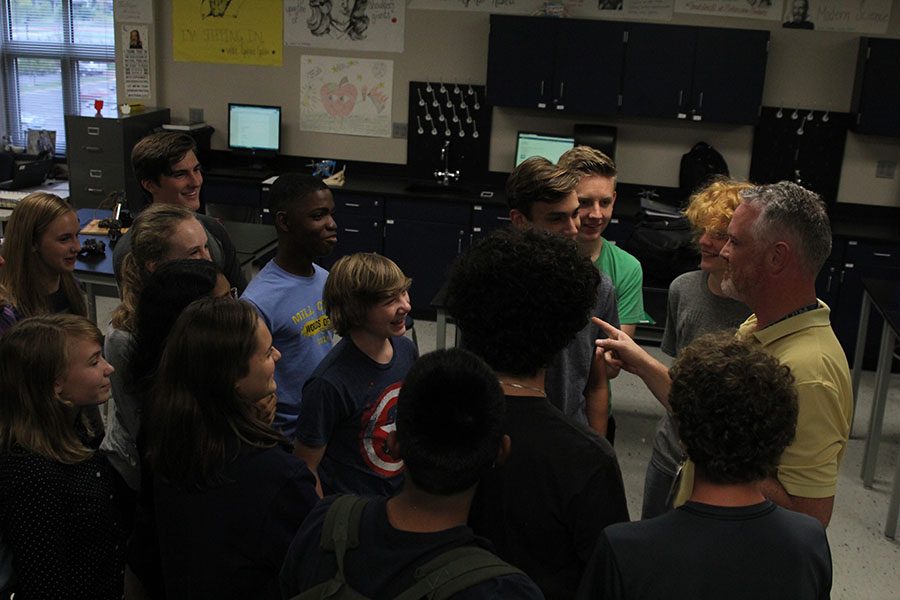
[675,0,782,20]
[300,55,393,137]
[173,0,283,66]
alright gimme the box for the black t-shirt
[578,500,832,600]
[468,395,630,600]
[154,443,318,600]
[280,495,544,599]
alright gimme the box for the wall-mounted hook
[425,82,433,93]
[416,116,424,135]
[439,82,447,94]
[431,89,439,107]
[791,109,799,120]
[776,105,784,119]
[473,90,481,110]
[472,122,479,138]
[822,111,830,122]
[805,110,814,121]
[417,88,425,107]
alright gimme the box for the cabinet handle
[345,228,360,233]
[825,268,833,293]
[678,90,684,107]
[89,169,103,178]
[697,91,704,109]
[559,82,564,99]
[539,80,545,96]
[497,216,511,222]
[87,187,104,194]
[345,202,360,208]
[87,126,100,136]
[82,145,101,152]
[873,252,892,258]
[386,219,394,225]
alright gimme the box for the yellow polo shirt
[674,302,853,505]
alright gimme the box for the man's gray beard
[720,275,742,302]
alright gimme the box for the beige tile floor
[95,299,900,598]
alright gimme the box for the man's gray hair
[741,181,831,277]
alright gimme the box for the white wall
[149,2,900,207]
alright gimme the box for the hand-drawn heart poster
[300,55,393,137]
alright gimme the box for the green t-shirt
[594,238,648,325]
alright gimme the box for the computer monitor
[514,132,575,167]
[228,103,281,159]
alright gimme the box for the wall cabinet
[621,24,768,124]
[486,17,769,125]
[851,37,900,136]
[319,192,384,270]
[486,15,625,115]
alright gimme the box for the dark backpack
[678,142,729,199]
[620,210,699,286]
[288,495,524,600]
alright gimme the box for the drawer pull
[497,216,512,222]
[345,202,360,208]
[87,126,100,136]
[87,187,104,194]
[386,219,395,225]
[83,145,102,152]
[873,252,892,258]
[345,228,360,233]
[89,169,103,178]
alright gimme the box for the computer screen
[228,103,281,155]
[514,132,575,167]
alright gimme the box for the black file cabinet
[65,107,170,211]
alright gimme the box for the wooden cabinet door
[487,15,557,110]
[553,19,626,116]
[852,38,900,136]
[621,24,694,120]
[691,28,769,125]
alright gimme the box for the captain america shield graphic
[359,382,405,477]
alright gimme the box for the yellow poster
[173,0,283,66]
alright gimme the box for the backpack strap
[287,495,370,600]
[393,546,524,600]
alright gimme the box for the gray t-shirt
[654,270,751,471]
[545,270,619,427]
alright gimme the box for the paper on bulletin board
[122,25,151,99]
[674,0,781,20]
[173,0,283,66]
[300,55,393,138]
[407,0,538,14]
[114,0,153,23]
[285,0,405,53]
[569,0,674,20]
[782,0,891,33]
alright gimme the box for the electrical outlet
[392,122,408,139]
[189,107,204,123]
[875,160,897,179]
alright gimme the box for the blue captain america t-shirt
[297,335,418,497]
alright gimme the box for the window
[1,0,116,154]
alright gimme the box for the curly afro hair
[669,332,798,484]
[446,228,599,377]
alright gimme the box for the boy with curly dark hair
[447,228,629,600]
[578,332,832,600]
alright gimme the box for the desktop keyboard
[0,190,28,208]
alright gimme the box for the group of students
[0,130,839,599]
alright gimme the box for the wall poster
[122,25,151,98]
[674,0,782,20]
[782,0,891,33]
[285,0,405,52]
[173,0,283,66]
[300,55,393,138]
[114,0,153,23]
